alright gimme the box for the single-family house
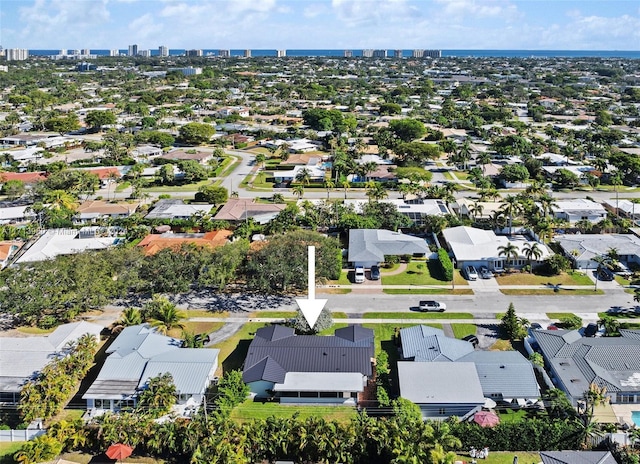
[397,362,485,420]
[555,233,640,270]
[83,324,219,415]
[74,200,139,224]
[541,165,595,184]
[137,229,232,255]
[242,325,375,406]
[79,167,122,188]
[0,240,22,268]
[456,351,540,406]
[272,163,326,184]
[603,199,640,223]
[400,325,474,362]
[530,328,640,405]
[539,451,617,464]
[547,199,607,225]
[452,198,504,220]
[145,199,215,220]
[342,199,449,225]
[441,226,552,271]
[348,229,430,268]
[159,150,213,166]
[0,321,103,404]
[0,205,36,224]
[0,171,47,187]
[213,198,286,224]
[14,228,121,264]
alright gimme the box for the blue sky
[1,0,638,50]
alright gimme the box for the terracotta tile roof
[137,229,232,255]
[0,171,47,184]
[85,167,121,180]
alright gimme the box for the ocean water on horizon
[26,49,640,59]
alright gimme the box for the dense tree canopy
[178,122,216,145]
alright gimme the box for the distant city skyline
[1,0,638,51]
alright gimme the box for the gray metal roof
[533,329,640,400]
[243,325,375,384]
[348,229,429,263]
[397,361,485,404]
[457,351,540,399]
[84,324,218,400]
[540,451,617,464]
[555,233,640,263]
[400,325,474,361]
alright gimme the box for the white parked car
[354,266,365,283]
[465,265,478,281]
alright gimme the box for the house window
[300,391,318,398]
[319,392,340,398]
[438,408,446,415]
[279,391,298,398]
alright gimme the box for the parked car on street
[370,265,381,280]
[354,266,365,283]
[418,300,446,312]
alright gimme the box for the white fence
[0,429,46,442]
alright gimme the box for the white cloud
[331,0,419,27]
[128,13,163,40]
[304,3,327,18]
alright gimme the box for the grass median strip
[362,312,474,320]
[384,288,474,295]
[501,289,604,295]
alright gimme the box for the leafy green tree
[558,314,583,330]
[289,307,333,334]
[529,352,544,367]
[198,239,249,290]
[388,118,426,142]
[554,168,580,189]
[542,254,571,275]
[179,160,209,183]
[215,370,249,412]
[14,435,64,464]
[85,110,116,131]
[1,179,26,199]
[196,184,228,204]
[137,373,177,417]
[44,113,80,135]
[499,164,530,183]
[394,141,441,167]
[597,315,620,337]
[500,302,527,340]
[178,122,215,145]
[379,102,402,115]
[156,164,176,185]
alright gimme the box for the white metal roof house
[83,324,219,416]
[0,321,103,404]
[14,229,121,264]
[400,325,474,362]
[530,329,640,405]
[242,325,375,406]
[555,233,640,270]
[348,229,430,268]
[397,362,485,420]
[144,199,214,220]
[441,226,552,271]
[547,199,607,225]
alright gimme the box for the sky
[0,0,639,51]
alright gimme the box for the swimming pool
[632,411,640,427]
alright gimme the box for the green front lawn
[0,442,25,464]
[212,322,268,374]
[250,311,348,319]
[327,270,352,285]
[501,289,604,295]
[455,452,540,464]
[451,323,478,339]
[362,312,474,320]
[382,261,468,286]
[496,270,593,286]
[143,179,212,193]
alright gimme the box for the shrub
[437,248,454,281]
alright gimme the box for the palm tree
[538,193,558,219]
[575,219,593,234]
[295,168,311,185]
[476,151,492,174]
[611,172,623,216]
[522,242,543,273]
[43,189,78,211]
[500,195,522,234]
[292,184,304,199]
[469,201,484,221]
[324,179,335,199]
[144,295,186,335]
[365,181,388,202]
[498,241,520,271]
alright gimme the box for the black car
[370,265,381,280]
[597,266,614,281]
[462,334,479,348]
[584,323,598,337]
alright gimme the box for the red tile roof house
[0,171,47,186]
[82,167,122,188]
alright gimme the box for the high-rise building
[186,49,203,57]
[343,50,353,58]
[276,50,286,57]
[5,49,29,61]
[412,49,424,58]
[59,49,67,56]
[128,44,138,56]
[138,49,151,57]
[373,49,387,58]
[109,49,119,57]
[423,49,442,58]
[243,49,251,58]
[218,49,230,58]
[81,49,90,55]
[159,45,169,57]
[393,49,403,58]
[362,49,374,58]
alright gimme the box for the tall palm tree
[500,195,522,234]
[324,179,335,199]
[522,242,543,273]
[295,168,311,185]
[476,151,492,174]
[144,296,186,335]
[43,189,78,211]
[292,184,305,199]
[498,241,520,271]
[366,181,388,202]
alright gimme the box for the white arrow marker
[295,245,328,329]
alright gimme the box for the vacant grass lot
[496,270,593,286]
[362,312,474,320]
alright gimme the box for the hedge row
[437,248,454,281]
